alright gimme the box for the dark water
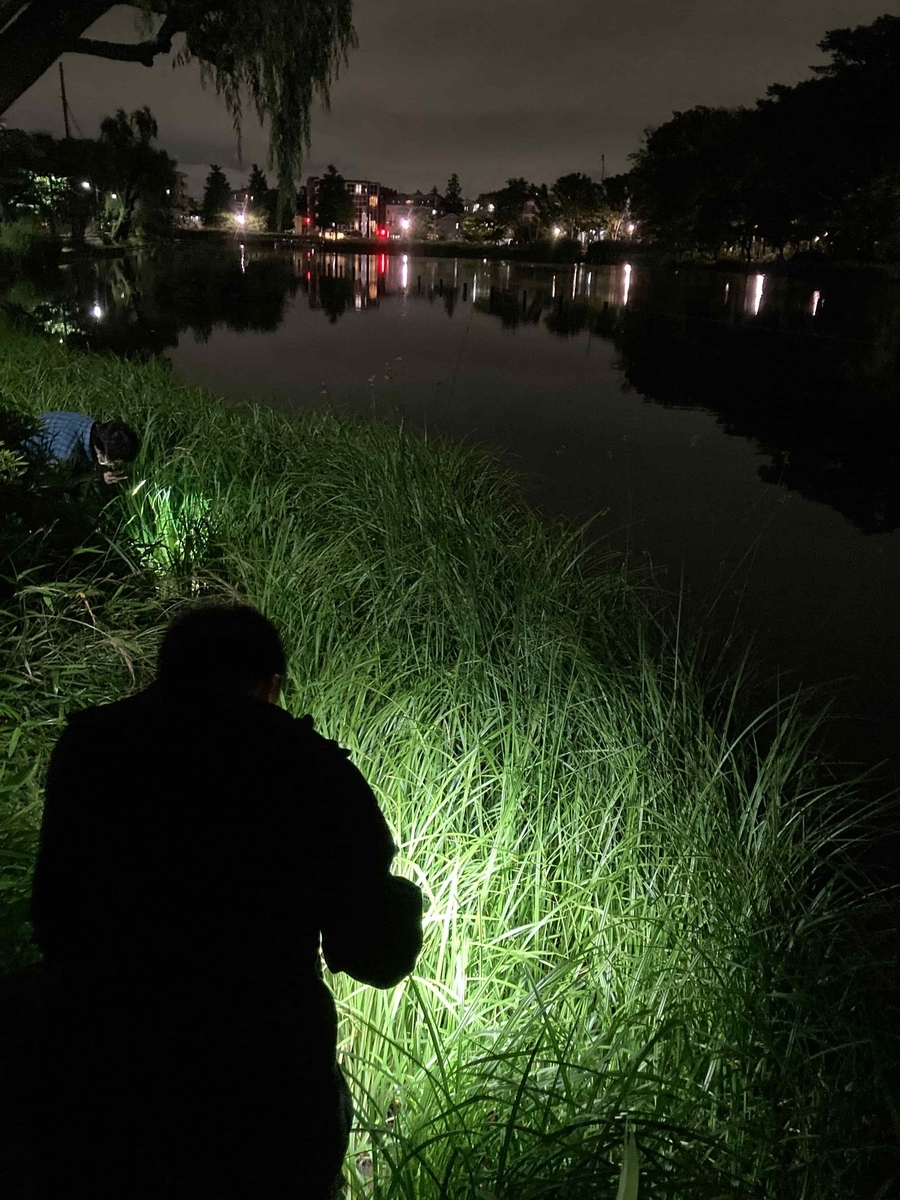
[6,244,900,781]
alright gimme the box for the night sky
[5,1,892,201]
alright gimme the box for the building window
[354,183,362,195]
[369,195,378,207]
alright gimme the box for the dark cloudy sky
[5,1,892,200]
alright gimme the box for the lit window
[355,184,362,194]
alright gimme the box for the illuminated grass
[0,327,895,1197]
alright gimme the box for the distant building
[435,213,463,240]
[305,175,381,237]
[170,171,198,227]
[384,192,436,239]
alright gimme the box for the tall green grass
[0,326,895,1197]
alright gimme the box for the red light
[378,227,387,237]
[304,216,311,225]
[306,271,310,280]
[379,254,386,273]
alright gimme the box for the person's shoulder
[63,690,154,732]
[271,708,352,761]
[40,411,90,426]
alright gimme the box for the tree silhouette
[0,1,356,198]
[316,165,355,230]
[443,173,464,215]
[98,107,175,242]
[201,165,231,229]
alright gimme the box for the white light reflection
[401,254,408,289]
[811,290,821,317]
[750,274,765,316]
[551,275,556,299]
[240,242,246,273]
[724,282,730,302]
[622,263,632,306]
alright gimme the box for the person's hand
[102,469,127,485]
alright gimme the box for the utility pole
[59,61,71,138]
[601,154,605,183]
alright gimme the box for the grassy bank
[0,327,895,1197]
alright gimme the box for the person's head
[91,420,139,466]
[156,603,286,703]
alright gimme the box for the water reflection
[4,245,899,533]
[1,244,301,356]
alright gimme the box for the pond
[6,243,900,780]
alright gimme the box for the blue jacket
[23,411,95,473]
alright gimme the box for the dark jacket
[30,684,422,1195]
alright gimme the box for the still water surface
[8,244,900,778]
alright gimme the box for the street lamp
[80,180,90,190]
[235,213,246,226]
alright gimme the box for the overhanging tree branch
[0,0,114,113]
[71,15,182,68]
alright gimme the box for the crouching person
[31,604,423,1198]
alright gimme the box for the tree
[202,165,231,229]
[443,173,463,215]
[316,164,354,230]
[603,173,632,239]
[98,106,176,242]
[412,206,435,240]
[551,172,606,239]
[629,107,754,255]
[492,177,536,241]
[247,163,278,231]
[0,1,357,197]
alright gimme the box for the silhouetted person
[23,411,139,484]
[31,604,423,1198]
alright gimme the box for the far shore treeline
[2,13,900,266]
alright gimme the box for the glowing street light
[401,218,410,230]
[81,180,91,190]
[91,303,103,319]
[626,222,636,235]
[234,213,247,226]
[552,227,562,237]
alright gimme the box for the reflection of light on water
[750,274,765,316]
[724,282,730,303]
[472,274,478,304]
[551,275,556,299]
[240,242,246,274]
[354,294,362,310]
[571,267,577,300]
[401,254,408,289]
[811,290,821,316]
[623,263,632,306]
